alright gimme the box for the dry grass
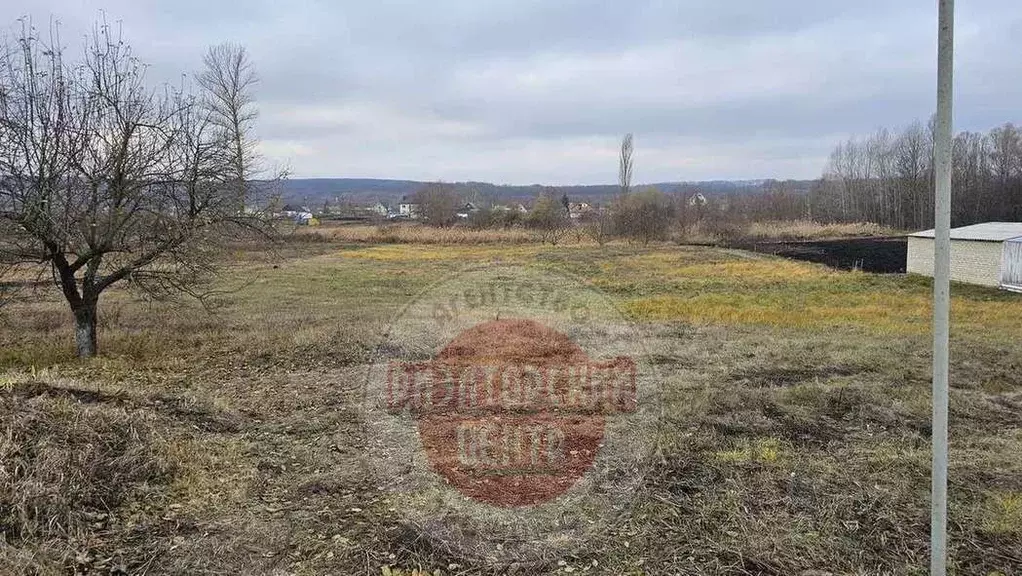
[297,222,547,245]
[742,220,896,241]
[1,240,1021,574]
[338,243,549,262]
[674,219,898,244]
[295,219,893,248]
[0,380,178,574]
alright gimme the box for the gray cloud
[7,0,1022,184]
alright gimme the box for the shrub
[613,188,676,244]
[525,194,570,244]
[466,208,498,229]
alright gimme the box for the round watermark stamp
[363,264,661,565]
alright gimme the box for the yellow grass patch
[622,291,1019,334]
[981,492,1022,535]
[715,438,785,464]
[339,243,547,262]
[598,252,844,293]
[616,253,1022,335]
[599,249,736,272]
[300,223,543,245]
[666,259,839,283]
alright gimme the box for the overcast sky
[7,1,1022,184]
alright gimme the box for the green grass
[1,240,1021,575]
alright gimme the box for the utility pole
[931,0,954,574]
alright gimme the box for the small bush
[700,218,749,243]
[524,193,570,244]
[613,188,676,244]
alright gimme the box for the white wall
[906,236,1004,287]
[1001,240,1022,290]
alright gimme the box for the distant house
[688,193,708,207]
[907,222,1022,290]
[280,204,316,224]
[398,196,420,218]
[495,203,529,214]
[368,202,390,217]
[280,204,307,217]
[456,201,480,219]
[567,202,593,219]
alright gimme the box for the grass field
[2,238,1021,575]
[290,219,893,246]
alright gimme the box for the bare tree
[989,123,1022,220]
[815,117,1022,229]
[199,43,259,204]
[893,121,931,229]
[413,182,460,227]
[0,19,276,357]
[619,133,634,196]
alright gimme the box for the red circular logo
[384,319,636,507]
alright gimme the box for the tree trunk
[73,300,98,358]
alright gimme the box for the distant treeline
[812,120,1022,230]
[274,178,815,207]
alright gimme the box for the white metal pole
[932,0,954,574]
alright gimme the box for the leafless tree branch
[0,17,280,357]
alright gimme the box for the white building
[906,222,1022,290]
[567,202,592,219]
[398,196,419,218]
[456,202,479,219]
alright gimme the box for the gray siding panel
[1002,239,1022,291]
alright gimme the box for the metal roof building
[907,222,1022,291]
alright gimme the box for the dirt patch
[729,364,869,387]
